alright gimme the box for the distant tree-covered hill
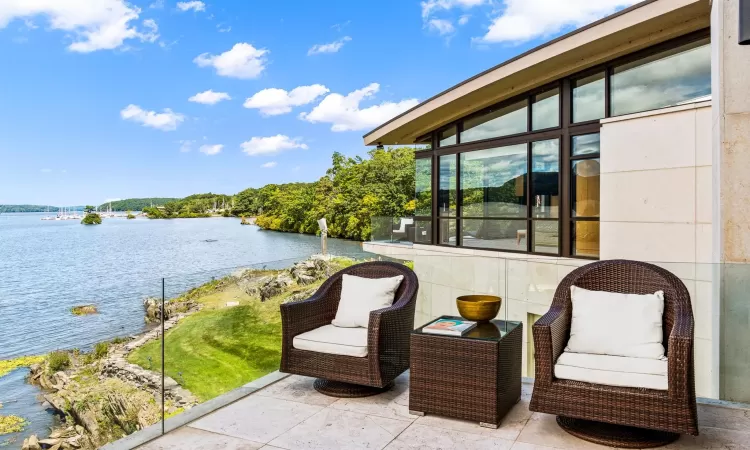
[0,205,83,213]
[98,198,179,211]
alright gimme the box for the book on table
[422,318,477,336]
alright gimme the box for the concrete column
[712,0,750,402]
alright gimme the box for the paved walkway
[141,372,750,450]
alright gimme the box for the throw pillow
[332,274,404,328]
[565,285,666,360]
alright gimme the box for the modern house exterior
[363,0,750,405]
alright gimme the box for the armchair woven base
[556,416,680,448]
[313,379,394,398]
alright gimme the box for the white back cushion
[332,274,404,328]
[565,285,666,360]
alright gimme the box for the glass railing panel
[370,216,415,244]
[146,254,375,430]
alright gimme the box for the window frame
[416,29,709,259]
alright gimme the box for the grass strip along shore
[0,255,396,449]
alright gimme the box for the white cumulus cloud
[194,43,268,79]
[120,104,185,131]
[176,1,206,12]
[0,0,160,52]
[189,89,231,105]
[241,135,308,156]
[479,0,641,43]
[307,36,351,55]
[200,144,223,155]
[261,162,278,168]
[243,84,329,116]
[300,83,419,132]
[428,19,455,35]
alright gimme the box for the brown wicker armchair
[280,261,418,397]
[530,260,698,448]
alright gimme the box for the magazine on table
[422,318,477,336]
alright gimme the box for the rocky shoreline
[18,255,349,450]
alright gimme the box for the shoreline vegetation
[1,255,400,449]
[138,148,416,242]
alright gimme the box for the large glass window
[531,139,559,219]
[462,219,527,251]
[572,72,606,123]
[438,155,456,217]
[460,144,527,218]
[415,157,432,217]
[439,126,457,147]
[461,100,528,143]
[418,32,708,257]
[611,38,711,116]
[532,87,560,130]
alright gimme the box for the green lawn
[128,298,283,401]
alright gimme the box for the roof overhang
[363,0,711,146]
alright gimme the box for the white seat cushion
[293,324,368,357]
[555,352,668,391]
[566,285,666,360]
[332,274,404,328]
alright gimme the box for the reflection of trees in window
[438,155,457,216]
[611,39,711,116]
[460,144,528,218]
[415,158,432,216]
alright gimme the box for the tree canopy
[98,198,179,212]
[232,147,416,241]
[81,213,102,225]
[142,193,233,219]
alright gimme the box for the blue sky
[0,0,638,206]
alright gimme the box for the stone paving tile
[256,375,339,407]
[510,443,560,450]
[515,413,611,449]
[414,398,533,441]
[384,423,514,449]
[329,383,419,421]
[268,408,411,450]
[663,426,750,450]
[139,427,263,450]
[188,395,322,444]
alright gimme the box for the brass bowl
[456,295,502,322]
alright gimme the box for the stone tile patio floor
[141,372,750,450]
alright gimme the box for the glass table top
[413,315,522,342]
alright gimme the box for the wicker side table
[409,316,523,428]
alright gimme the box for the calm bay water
[0,213,367,359]
[0,212,369,444]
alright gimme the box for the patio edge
[100,371,290,450]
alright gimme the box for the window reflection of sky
[461,101,528,143]
[611,40,711,116]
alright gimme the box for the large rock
[289,258,331,285]
[259,274,294,302]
